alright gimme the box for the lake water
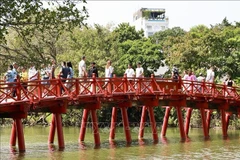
[1,126,240,160]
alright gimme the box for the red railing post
[38,73,42,99]
[201,79,205,94]
[123,73,127,93]
[16,77,21,100]
[75,78,80,95]
[178,75,182,93]
[91,73,96,94]
[107,76,112,95]
[56,78,61,97]
[150,74,154,92]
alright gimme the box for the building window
[146,25,152,30]
[148,32,154,37]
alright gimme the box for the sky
[83,1,240,31]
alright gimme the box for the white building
[132,8,169,37]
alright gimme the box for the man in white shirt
[125,64,135,78]
[28,65,38,81]
[206,66,215,83]
[79,56,87,78]
[135,62,144,78]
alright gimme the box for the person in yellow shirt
[19,67,28,91]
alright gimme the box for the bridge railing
[1,76,240,105]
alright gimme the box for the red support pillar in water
[148,106,158,142]
[79,109,89,142]
[226,113,231,133]
[176,106,186,140]
[120,107,131,144]
[55,113,65,149]
[161,107,171,137]
[109,107,117,142]
[184,108,193,136]
[48,114,56,144]
[138,106,147,140]
[15,118,25,152]
[90,110,101,147]
[10,119,17,147]
[206,110,212,134]
[221,109,228,138]
[200,108,209,139]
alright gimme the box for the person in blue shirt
[5,65,15,83]
[5,65,15,99]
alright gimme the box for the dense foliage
[0,0,88,70]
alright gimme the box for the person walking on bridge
[136,62,144,78]
[206,66,215,83]
[125,64,135,78]
[105,60,114,78]
[79,56,87,78]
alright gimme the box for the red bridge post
[138,106,147,140]
[79,109,89,142]
[206,109,212,134]
[10,120,17,147]
[109,107,117,142]
[200,108,209,139]
[196,102,210,139]
[226,112,231,133]
[221,109,228,138]
[148,106,158,142]
[119,101,132,144]
[15,118,25,152]
[161,106,172,137]
[220,103,229,138]
[176,106,186,141]
[55,113,65,149]
[184,108,193,136]
[121,107,131,144]
[90,109,100,147]
[48,114,56,144]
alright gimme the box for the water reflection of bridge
[1,74,239,152]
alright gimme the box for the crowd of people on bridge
[3,56,236,97]
[172,65,235,88]
[3,56,145,96]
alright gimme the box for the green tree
[113,23,144,43]
[0,0,87,42]
[57,24,119,77]
[0,0,88,72]
[117,39,163,76]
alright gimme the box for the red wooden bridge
[1,74,240,152]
